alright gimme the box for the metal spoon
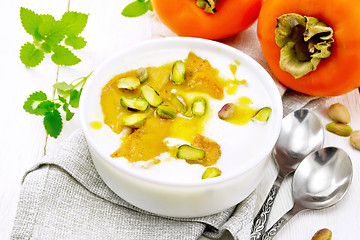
[250,109,324,240]
[261,147,353,240]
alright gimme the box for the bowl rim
[79,36,283,187]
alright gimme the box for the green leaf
[20,7,41,38]
[58,96,75,121]
[64,35,87,49]
[23,91,48,115]
[69,89,81,108]
[64,102,75,121]
[43,109,63,138]
[53,82,74,94]
[54,103,61,109]
[40,42,52,53]
[146,1,153,11]
[20,42,44,67]
[35,101,60,115]
[37,14,56,35]
[65,107,75,121]
[51,45,81,66]
[58,96,67,103]
[61,11,89,36]
[38,15,66,46]
[121,0,152,17]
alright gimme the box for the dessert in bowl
[79,37,283,217]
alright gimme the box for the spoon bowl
[251,109,323,240]
[293,147,353,210]
[262,147,353,240]
[273,109,324,176]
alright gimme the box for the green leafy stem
[20,7,89,67]
[23,72,92,138]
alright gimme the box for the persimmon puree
[100,52,224,165]
[184,52,224,99]
[111,116,173,161]
[186,135,222,166]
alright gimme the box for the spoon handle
[261,206,298,240]
[250,175,284,240]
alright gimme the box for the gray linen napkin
[282,89,329,116]
[11,129,257,240]
[10,91,321,240]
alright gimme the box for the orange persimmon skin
[151,0,262,40]
[257,0,360,96]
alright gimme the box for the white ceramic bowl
[80,37,283,218]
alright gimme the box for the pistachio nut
[177,144,205,161]
[136,67,149,83]
[117,77,140,91]
[123,113,147,128]
[191,98,207,117]
[326,122,352,137]
[311,228,332,240]
[350,130,360,150]
[218,103,235,120]
[170,93,187,113]
[202,167,221,179]
[156,105,176,119]
[253,107,272,122]
[328,103,350,124]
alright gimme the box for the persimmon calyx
[275,13,334,79]
[196,0,217,14]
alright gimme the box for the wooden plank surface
[1,0,359,239]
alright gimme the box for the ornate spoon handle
[261,206,299,240]
[250,175,284,240]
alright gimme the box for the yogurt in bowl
[80,37,282,217]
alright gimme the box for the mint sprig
[20,7,89,67]
[23,72,92,138]
[121,0,152,17]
